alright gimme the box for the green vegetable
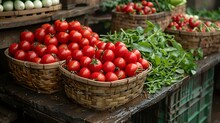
[14,0,25,10]
[33,0,42,9]
[186,7,220,20]
[25,0,34,10]
[101,21,197,94]
[42,0,52,7]
[3,0,13,11]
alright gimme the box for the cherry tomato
[115,41,126,47]
[125,63,138,77]
[32,57,41,63]
[138,58,149,69]
[82,46,95,58]
[102,61,115,73]
[115,70,126,79]
[97,42,106,50]
[80,56,92,68]
[147,2,154,7]
[20,30,34,44]
[35,44,47,57]
[80,27,92,39]
[68,21,82,31]
[69,30,82,43]
[89,58,102,72]
[151,7,156,13]
[79,38,89,48]
[114,45,129,58]
[143,6,151,14]
[19,40,31,52]
[88,32,99,41]
[41,54,56,64]
[58,44,68,51]
[132,49,141,60]
[31,42,40,51]
[124,52,137,63]
[102,49,115,62]
[46,44,58,54]
[45,25,56,35]
[105,72,118,82]
[65,56,72,64]
[67,60,80,71]
[58,48,71,60]
[72,49,83,61]
[9,43,19,56]
[78,67,91,79]
[90,72,105,82]
[89,37,99,47]
[68,42,79,51]
[35,28,46,43]
[26,51,38,62]
[41,23,51,29]
[105,42,115,51]
[95,49,104,60]
[114,57,126,70]
[54,19,68,32]
[56,32,69,44]
[44,34,58,46]
[14,50,26,60]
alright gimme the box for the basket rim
[165,28,220,36]
[59,62,152,87]
[4,48,64,69]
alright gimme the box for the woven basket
[59,63,152,111]
[165,29,220,56]
[4,49,63,94]
[171,4,186,16]
[111,11,171,32]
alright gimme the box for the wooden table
[0,52,219,123]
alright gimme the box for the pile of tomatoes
[167,14,220,32]
[8,19,150,82]
[115,0,156,15]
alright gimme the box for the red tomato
[41,23,51,29]
[143,6,151,14]
[116,5,121,12]
[32,57,41,63]
[65,56,72,64]
[102,49,115,62]
[31,42,40,51]
[79,38,89,48]
[114,45,129,58]
[115,41,126,47]
[105,72,118,82]
[71,49,83,61]
[105,42,115,51]
[45,25,56,35]
[56,32,69,44]
[89,37,99,47]
[97,42,106,50]
[41,54,56,64]
[151,7,156,13]
[89,58,102,72]
[142,0,148,6]
[46,44,58,54]
[26,51,38,62]
[78,67,91,79]
[147,2,154,7]
[95,49,104,60]
[19,40,31,52]
[115,70,126,79]
[58,44,68,50]
[35,44,47,57]
[69,30,82,43]
[67,60,80,71]
[125,63,138,77]
[124,52,137,63]
[35,28,46,43]
[44,34,58,46]
[80,27,92,39]
[136,62,143,73]
[58,48,71,60]
[9,43,19,56]
[68,21,82,31]
[138,58,149,69]
[68,42,79,51]
[102,61,115,73]
[114,57,126,70]
[14,50,26,60]
[80,56,92,68]
[89,32,99,40]
[20,30,34,44]
[54,19,68,32]
[81,26,92,32]
[132,49,141,60]
[82,46,95,58]
[90,72,105,82]
[125,5,134,13]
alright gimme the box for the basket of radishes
[59,40,152,111]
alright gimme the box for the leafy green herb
[186,7,220,20]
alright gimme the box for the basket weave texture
[171,4,186,16]
[111,11,171,32]
[59,63,152,111]
[5,49,63,94]
[165,29,220,56]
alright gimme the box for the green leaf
[176,69,185,74]
[132,43,153,53]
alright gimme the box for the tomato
[20,30,34,44]
[125,63,138,77]
[58,48,71,60]
[31,42,40,51]
[67,60,80,71]
[115,41,126,47]
[134,3,142,11]
[41,23,51,29]
[69,30,82,43]
[143,6,151,14]
[68,21,81,31]
[82,46,95,58]
[35,44,47,57]
[142,0,148,6]
[35,28,46,43]
[97,42,106,50]
[26,51,38,62]
[114,45,129,58]
[124,52,137,63]
[114,57,126,70]
[147,2,154,7]
[89,32,99,40]
[115,70,126,79]
[41,54,56,64]
[132,49,141,60]
[78,67,91,79]
[45,25,56,35]
[56,32,69,44]
[32,57,41,63]
[138,58,149,69]
[80,56,92,68]
[58,44,68,50]
[46,44,58,54]
[14,50,26,60]
[105,72,118,82]
[89,37,99,47]
[81,26,92,32]
[95,49,104,60]
[9,43,19,56]
[102,61,115,73]
[89,58,102,72]
[151,7,156,13]
[105,42,115,51]
[68,42,79,51]
[189,18,201,28]
[80,27,92,39]
[116,5,121,12]
[19,40,31,52]
[125,5,134,13]
[54,19,68,32]
[79,38,89,48]
[136,62,143,73]
[102,49,115,62]
[65,56,72,64]
[72,49,83,61]
[44,34,58,46]
[90,72,105,82]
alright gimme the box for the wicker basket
[59,63,152,111]
[111,11,171,32]
[165,29,220,56]
[4,49,63,94]
[171,4,186,16]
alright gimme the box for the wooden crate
[0,4,62,20]
[61,0,100,9]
